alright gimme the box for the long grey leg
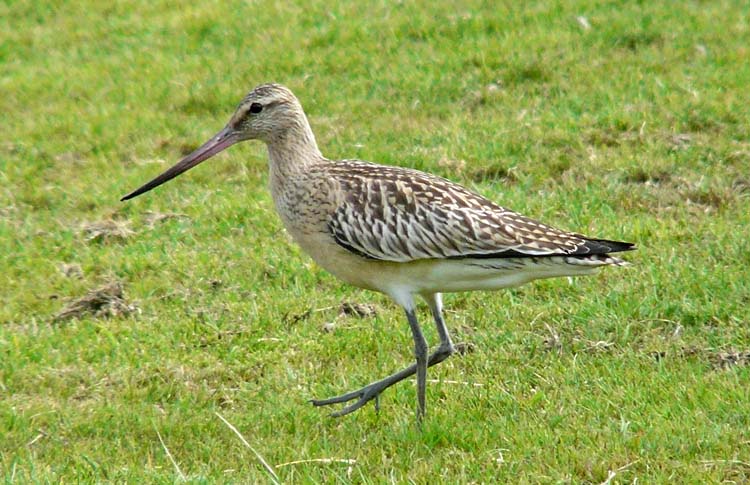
[423,293,455,365]
[311,293,455,419]
[311,306,429,420]
[406,308,428,421]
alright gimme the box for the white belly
[286,227,600,297]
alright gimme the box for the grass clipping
[81,219,134,243]
[54,281,137,323]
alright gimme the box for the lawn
[2,0,750,482]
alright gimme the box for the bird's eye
[249,103,263,114]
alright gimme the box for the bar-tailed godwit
[123,83,634,421]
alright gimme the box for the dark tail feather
[580,238,636,254]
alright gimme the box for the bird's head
[121,83,305,201]
[229,83,305,142]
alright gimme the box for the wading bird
[122,84,634,422]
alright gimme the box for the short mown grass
[2,0,750,482]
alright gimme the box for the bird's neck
[266,116,323,180]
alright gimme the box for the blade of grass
[214,412,280,484]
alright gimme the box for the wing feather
[324,161,634,262]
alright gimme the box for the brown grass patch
[53,281,137,323]
[143,211,190,228]
[339,302,378,318]
[81,219,134,243]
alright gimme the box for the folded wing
[326,161,634,262]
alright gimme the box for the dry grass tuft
[81,219,134,243]
[338,302,378,318]
[711,350,750,369]
[53,281,137,323]
[143,211,190,228]
[57,262,84,279]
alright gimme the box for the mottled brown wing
[326,161,627,263]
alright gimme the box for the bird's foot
[310,380,390,417]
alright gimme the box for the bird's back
[295,159,634,264]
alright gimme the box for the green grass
[2,0,750,482]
